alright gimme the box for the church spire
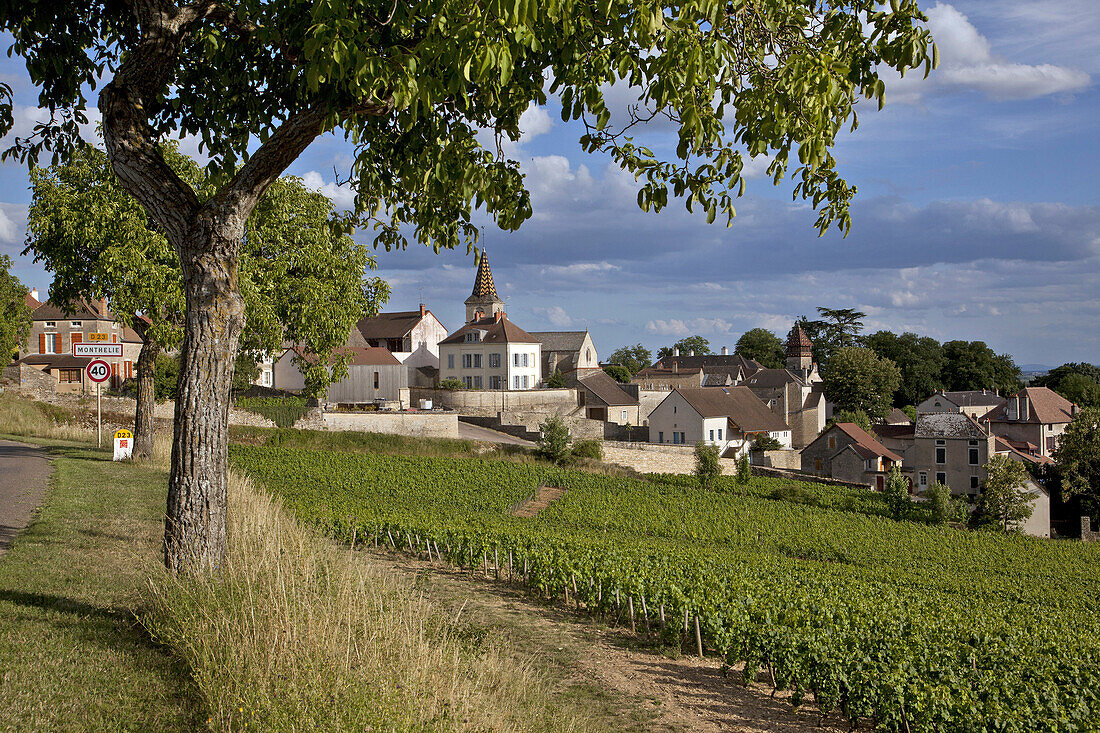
[464,250,505,322]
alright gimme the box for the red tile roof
[439,313,539,345]
[830,422,903,462]
[983,387,1076,425]
[673,387,788,433]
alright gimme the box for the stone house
[349,304,448,387]
[742,326,827,449]
[801,422,904,491]
[648,386,790,457]
[438,312,542,391]
[912,412,995,496]
[530,330,599,384]
[979,387,1077,459]
[916,389,1006,420]
[631,348,762,390]
[273,346,408,406]
[577,369,639,425]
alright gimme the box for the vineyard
[231,445,1100,731]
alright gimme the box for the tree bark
[133,331,161,459]
[164,219,246,573]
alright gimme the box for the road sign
[113,428,134,461]
[73,342,122,357]
[87,332,110,342]
[86,359,112,384]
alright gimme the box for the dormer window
[464,332,479,343]
[71,321,82,328]
[45,321,56,329]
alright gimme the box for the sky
[2,1,1098,369]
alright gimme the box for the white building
[648,386,791,457]
[349,304,448,386]
[437,253,542,390]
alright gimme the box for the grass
[0,433,203,731]
[231,424,501,458]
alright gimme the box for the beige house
[349,305,448,387]
[577,370,639,425]
[980,387,1077,459]
[742,326,827,449]
[916,389,1006,420]
[531,330,599,384]
[801,422,905,491]
[648,386,790,457]
[274,346,408,406]
[19,297,143,392]
[913,412,996,496]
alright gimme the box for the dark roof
[830,423,903,462]
[653,353,762,374]
[18,354,91,369]
[530,331,589,353]
[915,412,988,439]
[355,311,434,341]
[873,423,916,441]
[466,251,500,302]
[941,390,1006,408]
[32,298,112,321]
[744,368,804,390]
[786,324,813,357]
[439,314,539,345]
[983,387,1076,425]
[702,372,734,387]
[579,370,637,406]
[994,436,1053,465]
[884,407,912,425]
[673,387,788,432]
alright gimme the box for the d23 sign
[113,428,134,461]
[85,359,112,384]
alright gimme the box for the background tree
[26,144,386,458]
[1,0,934,573]
[866,330,944,406]
[1034,364,1100,408]
[231,352,261,392]
[941,341,1021,394]
[694,442,721,491]
[0,254,31,362]
[546,370,566,388]
[1052,408,1100,514]
[973,455,1036,532]
[602,364,632,384]
[827,408,872,433]
[822,347,901,419]
[668,335,712,357]
[607,344,652,377]
[735,328,784,369]
[882,464,911,520]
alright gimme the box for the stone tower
[464,251,505,323]
[786,324,814,376]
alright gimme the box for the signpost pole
[97,379,102,448]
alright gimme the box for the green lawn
[0,438,203,732]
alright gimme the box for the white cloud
[885,3,1090,103]
[518,104,552,143]
[0,208,16,243]
[301,170,357,212]
[646,318,734,337]
[533,305,574,327]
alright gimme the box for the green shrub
[571,439,603,461]
[770,484,820,506]
[546,370,566,388]
[926,481,951,524]
[536,415,571,464]
[236,396,310,428]
[883,464,911,520]
[751,435,782,452]
[438,377,465,391]
[693,442,721,490]
[735,452,751,485]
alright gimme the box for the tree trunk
[133,337,161,459]
[164,222,246,574]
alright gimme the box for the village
[6,251,1084,540]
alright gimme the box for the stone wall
[1082,517,1100,542]
[2,363,59,398]
[320,411,459,438]
[602,443,742,476]
[410,387,578,417]
[755,449,802,470]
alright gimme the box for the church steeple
[786,324,814,377]
[464,251,505,322]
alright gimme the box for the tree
[822,347,901,419]
[439,378,466,391]
[537,415,572,465]
[662,335,711,358]
[751,434,783,451]
[882,463,911,520]
[26,143,385,458]
[866,330,944,406]
[941,341,1021,395]
[827,408,872,433]
[814,307,867,349]
[1,0,934,573]
[1052,408,1100,514]
[735,328,784,369]
[0,254,31,362]
[925,481,951,525]
[602,364,632,384]
[974,455,1036,532]
[1034,364,1100,409]
[736,452,752,485]
[546,370,566,388]
[607,344,652,377]
[694,442,721,491]
[231,351,261,392]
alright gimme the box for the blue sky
[2,1,1098,368]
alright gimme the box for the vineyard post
[659,604,666,628]
[641,595,650,632]
[571,574,579,610]
[694,616,703,657]
[684,609,689,636]
[407,534,414,554]
[508,550,513,581]
[564,581,569,606]
[628,596,636,634]
[433,541,443,564]
[494,548,499,579]
[387,530,396,548]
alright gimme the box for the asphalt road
[457,422,534,447]
[0,440,52,558]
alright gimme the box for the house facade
[912,412,996,496]
[648,386,790,457]
[273,346,408,406]
[350,304,448,386]
[801,422,904,491]
[916,389,1006,420]
[577,369,640,425]
[530,330,599,384]
[980,387,1077,459]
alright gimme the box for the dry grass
[143,471,589,732]
[0,391,91,441]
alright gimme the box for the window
[447,354,454,369]
[586,348,591,362]
[717,428,723,440]
[513,352,530,367]
[622,410,628,422]
[70,321,81,328]
[673,432,681,445]
[59,368,81,383]
[473,354,482,369]
[935,439,946,465]
[464,332,479,343]
[373,372,380,389]
[968,447,979,466]
[513,375,520,389]
[673,405,677,414]
[919,472,927,487]
[489,353,500,368]
[970,476,979,490]
[462,353,472,369]
[828,436,836,449]
[490,375,502,390]
[658,431,664,443]
[936,472,947,486]
[45,321,56,328]
[262,371,271,387]
[709,430,715,441]
[1046,436,1056,452]
[473,376,482,389]
[522,375,529,389]
[814,458,823,471]
[463,376,473,388]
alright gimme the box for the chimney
[688,350,694,357]
[673,362,678,374]
[721,346,728,355]
[494,311,503,323]
[673,346,679,357]
[419,303,426,317]
[30,288,39,302]
[1021,395,1029,421]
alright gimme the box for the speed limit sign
[86,358,112,384]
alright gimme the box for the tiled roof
[439,314,539,345]
[530,331,589,352]
[885,407,912,425]
[915,412,988,439]
[18,354,91,369]
[673,387,788,432]
[994,436,1053,465]
[467,251,500,301]
[873,423,915,441]
[654,353,761,374]
[355,311,433,340]
[786,324,812,357]
[744,368,805,389]
[702,372,734,387]
[983,387,1076,425]
[579,370,637,406]
[25,291,39,310]
[32,298,112,321]
[831,422,903,462]
[941,390,1006,408]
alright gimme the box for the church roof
[466,251,501,303]
[530,331,589,352]
[786,324,813,357]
